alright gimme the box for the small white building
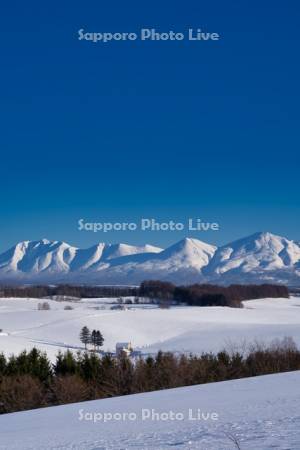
[116,342,133,357]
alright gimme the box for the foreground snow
[1,296,300,360]
[1,371,300,449]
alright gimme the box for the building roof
[116,342,131,348]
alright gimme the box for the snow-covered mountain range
[1,232,300,285]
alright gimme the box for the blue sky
[1,0,299,251]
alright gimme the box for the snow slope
[0,239,163,281]
[99,238,217,284]
[205,231,300,284]
[1,370,300,449]
[1,296,300,360]
[0,232,300,284]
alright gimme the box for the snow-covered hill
[0,232,300,284]
[1,370,300,449]
[1,296,300,360]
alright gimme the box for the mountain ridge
[0,232,300,285]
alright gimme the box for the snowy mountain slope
[1,370,300,449]
[0,237,216,284]
[102,243,162,260]
[0,232,300,284]
[68,243,107,271]
[207,232,300,274]
[154,237,216,269]
[69,243,162,272]
[0,239,76,274]
[94,238,217,284]
[0,240,163,280]
[204,232,300,284]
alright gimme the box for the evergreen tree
[0,352,6,375]
[27,348,52,383]
[79,326,91,350]
[90,330,97,350]
[99,353,118,396]
[78,352,101,381]
[117,354,134,395]
[54,350,77,376]
[95,331,104,350]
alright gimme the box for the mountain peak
[40,238,52,245]
[175,236,216,248]
[206,231,300,280]
[249,231,286,241]
[157,237,216,270]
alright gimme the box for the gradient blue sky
[1,0,299,251]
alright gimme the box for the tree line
[0,337,299,414]
[0,284,138,299]
[0,282,289,308]
[140,281,289,308]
